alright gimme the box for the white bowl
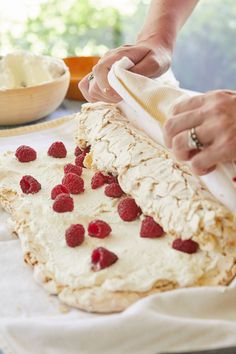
[0,54,70,126]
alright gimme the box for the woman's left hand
[163,90,236,175]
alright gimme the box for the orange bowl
[63,56,100,101]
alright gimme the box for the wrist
[136,29,176,55]
[136,35,174,62]
[136,11,180,54]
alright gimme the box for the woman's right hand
[79,43,172,103]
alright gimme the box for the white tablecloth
[1,116,236,354]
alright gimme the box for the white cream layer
[0,150,230,292]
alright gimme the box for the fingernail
[103,87,119,98]
[201,168,213,175]
[205,166,215,174]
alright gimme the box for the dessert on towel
[0,103,236,313]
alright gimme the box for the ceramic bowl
[63,56,100,101]
[0,57,70,126]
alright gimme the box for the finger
[79,74,104,102]
[130,52,162,77]
[172,94,205,115]
[78,75,90,101]
[163,109,205,148]
[92,64,121,101]
[88,79,120,103]
[130,50,170,77]
[92,46,150,100]
[190,146,219,175]
[102,45,146,66]
[171,124,215,161]
[193,123,215,146]
[171,130,198,161]
[79,73,120,103]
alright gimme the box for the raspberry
[48,141,67,158]
[74,146,83,156]
[91,172,106,189]
[64,163,82,176]
[117,197,142,222]
[53,193,74,213]
[75,152,86,167]
[88,220,112,238]
[91,247,118,271]
[140,216,164,238]
[105,174,118,184]
[172,238,199,254]
[51,184,69,200]
[105,183,123,198]
[20,175,41,194]
[15,145,37,163]
[83,145,91,154]
[233,177,236,182]
[62,173,84,194]
[65,224,85,247]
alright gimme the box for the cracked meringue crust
[76,102,236,257]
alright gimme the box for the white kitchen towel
[108,57,236,212]
[1,117,236,354]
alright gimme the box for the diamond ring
[87,73,94,82]
[188,127,204,149]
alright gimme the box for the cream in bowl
[0,51,70,125]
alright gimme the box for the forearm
[137,0,199,52]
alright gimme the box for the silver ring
[188,127,204,150]
[87,73,94,82]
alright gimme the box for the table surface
[1,99,236,354]
[162,348,236,354]
[0,99,83,130]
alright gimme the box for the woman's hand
[79,43,171,103]
[163,90,236,175]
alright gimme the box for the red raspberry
[117,197,142,222]
[105,174,118,184]
[62,173,84,194]
[91,172,106,189]
[75,152,86,167]
[91,247,118,271]
[20,175,41,194]
[105,183,123,198]
[51,184,69,200]
[64,163,82,176]
[53,193,74,213]
[65,224,85,247]
[140,216,164,238]
[15,145,37,163]
[172,238,199,254]
[88,220,112,238]
[48,141,67,158]
[83,145,91,154]
[74,146,83,156]
[233,177,236,182]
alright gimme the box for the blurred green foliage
[4,0,125,57]
[1,0,236,92]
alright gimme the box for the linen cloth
[108,57,236,212]
[0,101,236,354]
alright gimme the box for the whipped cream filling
[0,51,67,90]
[0,149,232,293]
